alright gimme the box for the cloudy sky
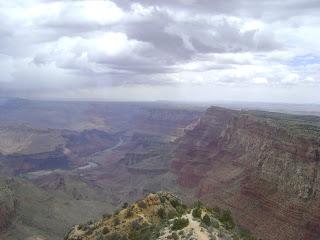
[0,0,319,103]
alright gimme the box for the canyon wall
[172,106,320,240]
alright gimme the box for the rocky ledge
[65,192,256,240]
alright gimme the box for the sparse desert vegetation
[65,192,256,240]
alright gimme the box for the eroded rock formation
[172,106,320,240]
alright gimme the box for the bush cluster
[113,217,120,226]
[129,223,160,240]
[125,208,134,218]
[170,199,180,208]
[168,210,179,219]
[170,232,179,240]
[157,207,166,219]
[192,207,202,219]
[137,201,147,209]
[214,208,235,230]
[171,217,189,230]
[122,202,129,209]
[201,214,211,226]
[238,228,257,240]
[102,227,109,235]
[105,233,128,240]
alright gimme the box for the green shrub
[193,200,203,208]
[96,233,105,240]
[217,209,235,230]
[212,206,221,215]
[113,209,120,216]
[176,204,187,215]
[78,224,89,231]
[157,207,166,219]
[85,227,93,236]
[129,224,160,240]
[159,196,166,204]
[171,232,179,240]
[103,213,111,219]
[125,208,133,218]
[137,201,147,209]
[211,219,220,229]
[105,233,128,240]
[192,207,202,219]
[202,214,211,226]
[131,220,141,231]
[238,228,257,240]
[170,199,180,208]
[122,202,129,209]
[168,210,178,219]
[102,227,109,235]
[206,207,214,213]
[113,217,120,226]
[181,204,187,210]
[171,218,189,230]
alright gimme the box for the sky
[0,0,320,103]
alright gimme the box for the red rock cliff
[172,106,320,240]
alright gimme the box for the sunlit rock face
[173,106,320,240]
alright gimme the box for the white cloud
[305,76,316,83]
[0,0,320,102]
[39,0,124,27]
[33,32,151,73]
[252,77,269,85]
[281,73,300,85]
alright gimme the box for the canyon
[0,99,202,240]
[1,99,320,239]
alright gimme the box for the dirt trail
[185,213,210,240]
[158,213,211,240]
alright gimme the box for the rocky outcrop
[65,192,255,240]
[172,106,320,240]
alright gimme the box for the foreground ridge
[65,192,256,240]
